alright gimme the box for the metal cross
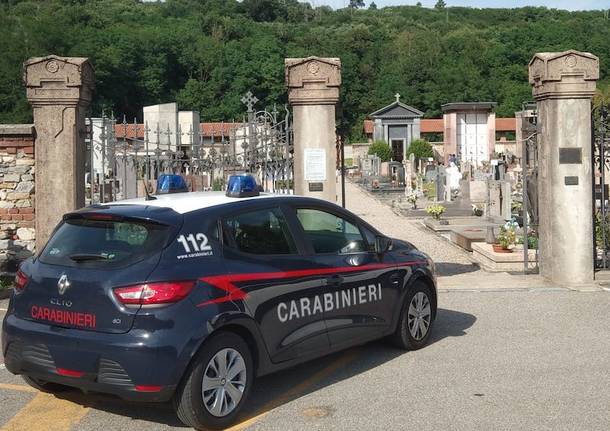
[395,93,401,103]
[241,91,259,113]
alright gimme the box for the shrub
[368,140,392,162]
[406,139,434,161]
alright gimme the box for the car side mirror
[374,236,392,254]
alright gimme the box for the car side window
[296,208,367,254]
[224,208,297,255]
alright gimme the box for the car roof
[108,191,300,214]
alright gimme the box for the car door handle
[389,273,402,286]
[326,275,344,286]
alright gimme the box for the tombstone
[380,161,390,177]
[470,179,488,202]
[436,166,446,202]
[425,165,437,182]
[487,180,502,218]
[444,174,452,202]
[500,181,512,220]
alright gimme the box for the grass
[0,276,13,291]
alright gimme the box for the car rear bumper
[1,313,193,402]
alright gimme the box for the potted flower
[407,193,418,209]
[493,219,518,253]
[426,204,447,224]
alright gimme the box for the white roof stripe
[109,191,298,214]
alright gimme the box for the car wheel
[174,331,253,430]
[391,281,434,350]
[22,375,71,393]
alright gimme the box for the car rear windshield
[39,217,170,268]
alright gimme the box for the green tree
[368,141,392,162]
[406,139,434,162]
[435,0,446,9]
[369,2,377,9]
[349,0,365,9]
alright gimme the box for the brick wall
[0,125,35,273]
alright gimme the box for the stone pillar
[24,55,94,250]
[487,111,496,159]
[443,112,457,165]
[528,50,599,285]
[285,57,341,202]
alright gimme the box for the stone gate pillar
[24,55,94,250]
[285,57,341,202]
[528,50,599,285]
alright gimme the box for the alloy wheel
[407,291,431,341]
[201,348,247,417]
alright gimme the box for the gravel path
[344,181,477,278]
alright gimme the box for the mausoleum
[368,94,423,162]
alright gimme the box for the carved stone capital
[528,50,599,100]
[24,55,95,107]
[285,57,341,105]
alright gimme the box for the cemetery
[2,1,610,430]
[0,49,608,286]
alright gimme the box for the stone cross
[395,93,401,103]
[241,91,258,113]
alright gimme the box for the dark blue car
[2,176,437,430]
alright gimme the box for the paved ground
[0,183,607,430]
[2,289,610,431]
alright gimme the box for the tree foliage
[368,140,392,162]
[0,1,609,142]
[406,139,434,161]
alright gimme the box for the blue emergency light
[156,174,189,194]
[226,174,260,198]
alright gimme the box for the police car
[2,174,437,430]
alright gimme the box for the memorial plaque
[564,176,579,186]
[559,148,582,164]
[308,182,323,192]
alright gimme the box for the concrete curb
[0,288,13,300]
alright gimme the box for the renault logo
[57,274,71,295]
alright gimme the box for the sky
[311,0,609,11]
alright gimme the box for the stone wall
[0,125,35,273]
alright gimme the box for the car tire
[391,281,434,350]
[22,375,71,393]
[174,331,253,431]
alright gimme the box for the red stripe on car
[196,260,426,308]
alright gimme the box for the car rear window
[39,217,170,268]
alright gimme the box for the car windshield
[39,217,170,268]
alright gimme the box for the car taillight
[14,269,28,292]
[113,281,194,305]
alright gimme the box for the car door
[220,204,331,364]
[288,205,405,349]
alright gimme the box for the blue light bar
[226,174,260,198]
[156,174,189,194]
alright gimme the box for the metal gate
[85,92,293,204]
[520,103,539,273]
[593,101,610,270]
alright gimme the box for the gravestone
[488,180,502,218]
[500,181,512,220]
[436,166,446,201]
